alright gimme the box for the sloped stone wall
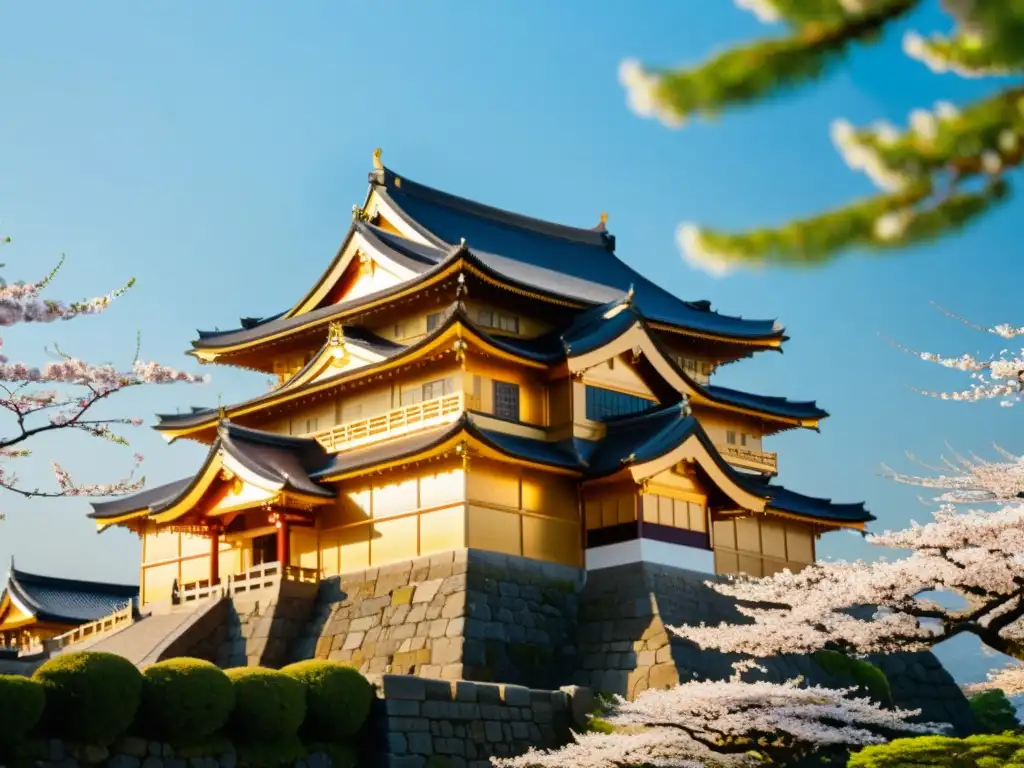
[574,561,975,735]
[214,580,319,668]
[289,549,581,689]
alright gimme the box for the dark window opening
[426,312,443,333]
[585,386,655,421]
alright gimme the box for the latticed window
[426,312,443,332]
[477,309,520,334]
[585,386,654,421]
[493,381,520,421]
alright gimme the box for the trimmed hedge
[969,689,1020,734]
[33,651,143,746]
[0,674,46,746]
[140,658,236,744]
[849,733,1024,767]
[224,667,307,743]
[281,660,373,742]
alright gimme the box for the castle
[85,148,871,607]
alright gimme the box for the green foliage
[813,650,892,705]
[622,0,1024,267]
[848,733,1024,767]
[651,0,915,122]
[234,734,306,768]
[224,667,307,743]
[280,660,373,742]
[139,658,236,745]
[0,675,46,747]
[969,689,1021,735]
[33,651,143,746]
[305,742,359,768]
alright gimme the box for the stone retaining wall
[576,561,975,734]
[375,674,590,768]
[215,580,318,668]
[290,549,581,689]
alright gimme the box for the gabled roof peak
[369,160,616,252]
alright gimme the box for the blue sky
[0,2,1019,682]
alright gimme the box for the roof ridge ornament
[372,147,383,171]
[596,212,609,230]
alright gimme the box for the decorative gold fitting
[372,147,383,170]
[327,321,347,366]
[351,204,370,222]
[631,346,642,364]
[620,452,636,466]
[455,440,471,471]
[571,370,585,382]
[637,478,650,493]
[452,338,469,368]
[357,251,374,275]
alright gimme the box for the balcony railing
[175,562,320,604]
[719,444,778,474]
[39,601,134,655]
[309,392,472,452]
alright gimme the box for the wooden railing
[310,392,470,452]
[41,601,134,654]
[176,562,320,603]
[719,445,778,474]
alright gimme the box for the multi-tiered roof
[90,150,870,540]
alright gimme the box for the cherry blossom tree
[0,240,206,514]
[617,0,1024,271]
[493,666,942,768]
[669,305,1024,668]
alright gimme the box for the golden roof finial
[372,147,383,170]
[600,212,609,227]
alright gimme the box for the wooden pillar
[209,526,220,585]
[276,519,290,566]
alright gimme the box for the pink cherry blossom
[0,247,207,505]
[493,676,943,768]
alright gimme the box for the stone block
[391,586,416,606]
[452,680,479,702]
[387,757,426,768]
[387,734,408,755]
[383,674,427,701]
[342,631,365,651]
[413,578,444,604]
[386,698,421,716]
[407,733,433,755]
[484,720,504,743]
[350,615,378,632]
[424,677,454,701]
[441,593,465,619]
[649,663,679,690]
[501,684,531,707]
[441,663,464,680]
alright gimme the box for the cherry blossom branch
[0,245,209,505]
[492,677,944,768]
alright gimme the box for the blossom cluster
[617,59,686,129]
[493,677,942,768]
[0,254,207,502]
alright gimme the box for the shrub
[139,658,235,744]
[224,667,306,743]
[969,689,1020,734]
[814,650,892,705]
[848,733,1024,767]
[0,675,46,746]
[33,651,142,746]
[281,660,373,741]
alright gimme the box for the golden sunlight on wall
[695,411,765,451]
[139,527,241,605]
[582,484,636,531]
[311,461,467,576]
[466,459,581,567]
[712,514,815,577]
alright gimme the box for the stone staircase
[55,596,228,668]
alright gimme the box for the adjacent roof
[90,422,335,522]
[1,564,138,624]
